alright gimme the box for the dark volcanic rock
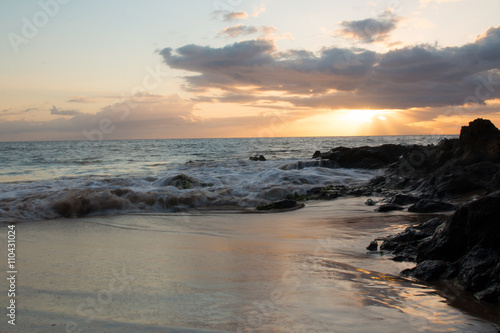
[458,118,500,163]
[312,150,322,159]
[408,199,457,213]
[256,199,298,211]
[375,204,404,212]
[250,155,267,161]
[378,192,500,304]
[365,198,376,206]
[367,241,378,251]
[378,217,443,262]
[475,283,500,303]
[314,144,411,169]
[369,119,500,198]
[487,171,500,194]
[389,194,421,206]
[402,260,453,280]
[417,193,500,263]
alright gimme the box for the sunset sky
[1,0,500,141]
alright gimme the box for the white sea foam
[0,159,381,222]
[0,136,455,222]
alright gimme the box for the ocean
[0,135,454,223]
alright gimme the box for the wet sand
[1,197,499,332]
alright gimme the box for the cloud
[420,0,461,6]
[219,24,259,38]
[0,108,38,117]
[213,10,248,22]
[160,26,500,111]
[252,4,266,17]
[0,94,306,140]
[260,26,294,41]
[218,25,293,40]
[50,106,83,116]
[67,97,98,103]
[336,10,400,43]
[0,95,199,140]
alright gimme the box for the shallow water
[1,198,498,332]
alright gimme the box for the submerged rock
[256,199,299,211]
[250,155,267,161]
[364,198,376,206]
[155,174,212,189]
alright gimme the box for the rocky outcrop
[313,144,412,169]
[371,119,500,198]
[359,119,500,304]
[311,119,500,199]
[373,193,500,304]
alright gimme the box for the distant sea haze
[0,135,455,222]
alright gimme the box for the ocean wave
[0,160,381,223]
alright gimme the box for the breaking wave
[0,159,381,222]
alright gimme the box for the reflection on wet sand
[5,198,499,332]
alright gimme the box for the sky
[0,0,500,141]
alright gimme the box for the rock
[312,150,321,159]
[389,194,420,206]
[378,218,443,262]
[313,144,411,169]
[408,200,457,213]
[256,199,299,211]
[458,118,500,163]
[156,174,199,189]
[390,192,500,304]
[367,241,378,251]
[375,204,403,212]
[474,283,500,303]
[250,155,267,161]
[417,192,500,263]
[365,198,376,206]
[487,171,500,194]
[362,119,500,198]
[402,260,451,280]
[371,218,443,262]
[305,185,347,200]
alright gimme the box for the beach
[2,197,499,332]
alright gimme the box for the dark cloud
[219,24,259,38]
[159,26,500,110]
[336,10,400,43]
[50,106,83,116]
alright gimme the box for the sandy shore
[1,197,499,332]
